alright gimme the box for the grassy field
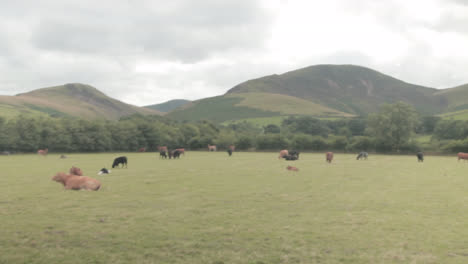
[2,152,468,263]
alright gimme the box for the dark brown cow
[458,152,468,161]
[52,172,101,191]
[208,145,217,151]
[69,166,83,176]
[326,152,334,163]
[278,150,289,159]
[37,148,48,156]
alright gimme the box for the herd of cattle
[4,145,466,191]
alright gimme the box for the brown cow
[52,172,101,191]
[458,152,468,161]
[37,148,48,156]
[326,152,334,163]
[138,147,146,152]
[208,145,217,151]
[158,146,168,152]
[278,150,289,159]
[69,166,83,176]
[286,165,299,172]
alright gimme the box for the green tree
[367,102,418,152]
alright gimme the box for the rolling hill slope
[0,83,161,119]
[145,99,191,113]
[227,64,446,115]
[167,64,459,122]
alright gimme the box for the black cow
[112,156,128,168]
[289,151,300,159]
[417,152,424,162]
[356,152,368,160]
[159,151,167,159]
[172,150,181,159]
[284,155,298,161]
[227,149,233,156]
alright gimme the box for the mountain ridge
[0,83,161,119]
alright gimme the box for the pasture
[1,152,468,263]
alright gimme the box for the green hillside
[166,96,278,123]
[434,84,468,112]
[167,64,463,122]
[145,99,191,113]
[166,92,354,123]
[227,64,445,115]
[0,83,161,119]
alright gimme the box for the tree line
[0,102,466,154]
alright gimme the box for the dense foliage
[0,102,466,153]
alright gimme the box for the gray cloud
[1,0,468,106]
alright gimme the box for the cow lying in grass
[98,168,110,175]
[69,166,83,176]
[286,165,299,172]
[52,172,101,191]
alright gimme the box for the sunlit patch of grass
[0,152,467,263]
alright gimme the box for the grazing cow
[458,152,468,161]
[37,148,48,156]
[208,145,217,151]
[69,166,83,176]
[278,150,289,159]
[52,172,101,191]
[286,165,299,172]
[98,168,110,175]
[417,152,424,162]
[227,149,233,156]
[289,150,300,160]
[138,147,146,152]
[158,146,168,152]
[159,151,167,159]
[175,148,185,155]
[356,152,368,160]
[326,152,334,163]
[60,154,67,159]
[172,150,182,159]
[112,156,128,168]
[284,155,298,161]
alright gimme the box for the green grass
[439,109,468,120]
[221,116,287,126]
[1,152,468,263]
[231,93,353,117]
[167,96,278,122]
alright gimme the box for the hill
[0,83,161,119]
[167,64,457,122]
[145,99,191,113]
[227,64,445,115]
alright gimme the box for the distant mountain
[145,99,191,113]
[0,83,161,119]
[227,64,446,115]
[167,64,456,123]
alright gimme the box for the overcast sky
[1,0,468,106]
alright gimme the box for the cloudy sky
[1,0,468,106]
